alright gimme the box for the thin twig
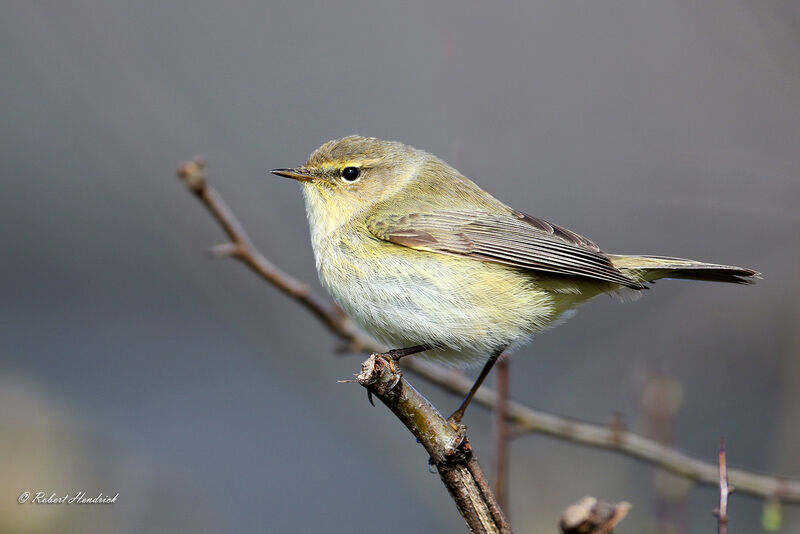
[494,357,510,511]
[177,158,800,505]
[641,373,688,532]
[715,439,730,534]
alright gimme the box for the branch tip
[560,497,631,534]
[176,157,207,194]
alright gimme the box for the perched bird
[273,136,758,422]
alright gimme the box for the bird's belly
[316,237,561,365]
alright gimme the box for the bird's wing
[366,208,645,289]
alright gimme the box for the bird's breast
[313,227,562,364]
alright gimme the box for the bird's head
[272,135,429,233]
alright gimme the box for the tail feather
[608,254,760,285]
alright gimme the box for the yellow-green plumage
[274,136,759,366]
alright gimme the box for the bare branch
[494,357,510,511]
[408,358,800,504]
[357,354,511,533]
[177,158,800,505]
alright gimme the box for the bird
[273,135,759,423]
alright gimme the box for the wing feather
[367,209,644,289]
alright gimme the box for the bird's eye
[341,167,361,182]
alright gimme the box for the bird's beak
[271,168,316,182]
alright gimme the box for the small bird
[273,136,758,423]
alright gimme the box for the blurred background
[1,1,798,532]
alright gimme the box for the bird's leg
[369,345,436,398]
[377,344,436,374]
[448,347,506,425]
[381,344,435,361]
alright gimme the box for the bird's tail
[608,254,760,285]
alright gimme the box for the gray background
[1,1,798,532]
